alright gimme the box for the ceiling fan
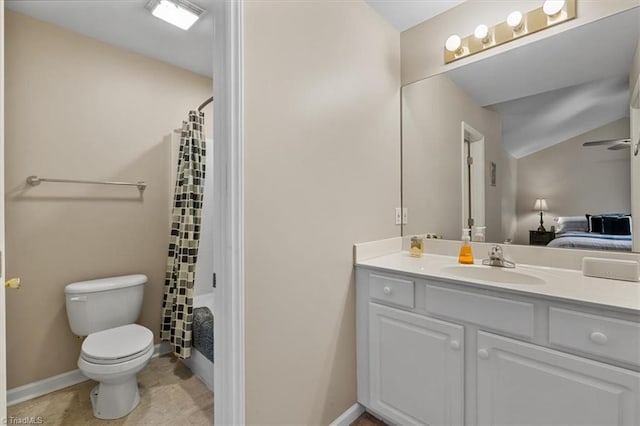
[582,138,632,151]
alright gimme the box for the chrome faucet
[482,245,515,268]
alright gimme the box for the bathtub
[182,292,214,391]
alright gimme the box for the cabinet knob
[450,340,461,350]
[383,286,392,295]
[478,349,489,359]
[590,331,608,345]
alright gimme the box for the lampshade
[533,198,549,212]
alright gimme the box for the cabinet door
[477,331,640,426]
[369,303,464,425]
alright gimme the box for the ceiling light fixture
[146,0,205,31]
[543,0,566,17]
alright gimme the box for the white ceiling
[364,0,465,31]
[446,7,639,158]
[5,0,214,77]
[491,76,630,158]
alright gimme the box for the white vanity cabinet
[356,266,640,426]
[369,303,464,425]
[477,331,639,426]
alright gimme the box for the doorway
[461,122,486,241]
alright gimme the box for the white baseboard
[7,369,87,407]
[8,343,171,406]
[330,403,365,426]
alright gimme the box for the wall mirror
[402,7,640,252]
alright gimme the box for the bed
[546,215,632,251]
[547,231,632,251]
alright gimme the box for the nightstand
[529,230,556,246]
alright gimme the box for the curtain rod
[198,96,214,112]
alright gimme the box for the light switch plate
[395,208,402,225]
[402,208,408,225]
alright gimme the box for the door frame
[460,122,485,240]
[1,0,7,420]
[212,0,245,424]
[630,75,639,253]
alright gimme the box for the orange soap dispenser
[458,228,474,264]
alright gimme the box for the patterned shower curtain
[161,110,206,359]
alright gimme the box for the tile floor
[7,355,213,425]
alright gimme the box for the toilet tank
[65,274,148,336]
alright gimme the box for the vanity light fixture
[444,0,576,64]
[445,34,463,54]
[146,0,205,31]
[474,24,490,43]
[506,11,524,31]
[543,0,566,17]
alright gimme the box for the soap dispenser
[458,228,474,264]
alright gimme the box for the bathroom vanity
[356,252,640,426]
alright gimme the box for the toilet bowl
[78,324,154,419]
[65,274,153,420]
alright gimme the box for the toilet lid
[81,324,153,363]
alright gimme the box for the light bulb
[543,0,565,16]
[474,24,489,41]
[445,34,462,53]
[507,11,523,30]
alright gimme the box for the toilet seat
[81,324,154,365]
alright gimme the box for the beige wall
[401,0,639,85]
[4,10,212,388]
[402,73,503,242]
[243,0,400,424]
[513,118,631,245]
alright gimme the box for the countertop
[357,252,640,314]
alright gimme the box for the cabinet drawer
[549,307,640,367]
[425,285,535,338]
[369,274,414,308]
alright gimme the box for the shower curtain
[161,110,206,359]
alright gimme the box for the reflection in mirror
[402,7,640,252]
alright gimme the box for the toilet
[65,274,154,420]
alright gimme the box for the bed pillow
[602,215,632,235]
[555,216,588,234]
[586,214,603,233]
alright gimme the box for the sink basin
[440,265,546,285]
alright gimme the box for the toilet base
[89,379,141,420]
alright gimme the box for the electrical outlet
[402,208,408,225]
[395,208,402,225]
